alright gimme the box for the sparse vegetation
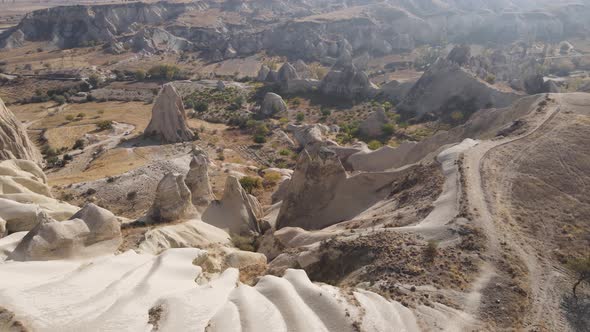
[96,120,113,131]
[568,256,590,298]
[239,176,263,194]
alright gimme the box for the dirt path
[458,94,566,330]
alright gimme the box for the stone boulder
[144,84,194,143]
[277,63,299,82]
[257,65,271,81]
[9,203,122,261]
[147,172,197,223]
[185,153,214,212]
[0,159,78,232]
[259,92,287,117]
[286,123,332,148]
[0,97,42,164]
[359,108,390,138]
[202,176,262,235]
[447,44,471,65]
[320,65,377,100]
[276,148,410,230]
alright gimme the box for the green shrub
[568,255,590,298]
[76,112,86,118]
[424,241,439,263]
[230,233,257,252]
[96,120,113,131]
[296,112,305,122]
[65,114,75,121]
[195,101,208,113]
[73,139,85,150]
[279,149,291,156]
[53,95,66,105]
[253,134,267,144]
[382,123,395,136]
[134,70,146,81]
[239,176,262,194]
[367,140,383,150]
[147,64,182,81]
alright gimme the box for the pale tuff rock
[320,65,378,100]
[147,172,197,223]
[277,62,300,82]
[259,92,287,117]
[276,148,411,230]
[398,58,520,118]
[0,97,42,164]
[359,108,390,137]
[0,217,6,238]
[9,203,122,261]
[202,176,262,235]
[0,159,78,232]
[185,154,214,212]
[144,84,194,143]
[130,27,191,54]
[0,251,420,331]
[286,123,331,148]
[257,64,271,81]
[138,219,231,255]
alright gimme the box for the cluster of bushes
[183,87,245,114]
[239,176,263,194]
[146,64,190,81]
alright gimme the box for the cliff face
[0,1,206,49]
[0,98,42,165]
[1,0,589,60]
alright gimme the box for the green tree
[134,70,146,81]
[568,256,590,298]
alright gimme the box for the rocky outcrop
[257,65,271,81]
[129,27,192,54]
[185,153,214,212]
[9,203,122,261]
[286,123,332,148]
[144,84,194,143]
[202,176,262,235]
[359,108,390,137]
[398,58,521,119]
[0,159,78,232]
[277,63,300,82]
[0,1,202,49]
[276,148,410,230]
[320,64,377,100]
[259,92,287,117]
[0,97,42,164]
[147,173,197,223]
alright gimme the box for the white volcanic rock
[359,108,390,137]
[0,159,78,232]
[277,62,300,82]
[138,219,231,254]
[144,84,194,143]
[185,153,215,212]
[276,148,414,230]
[147,172,197,223]
[0,249,420,331]
[259,92,287,117]
[398,58,520,118]
[0,217,6,238]
[8,203,122,261]
[202,176,262,235]
[0,97,42,164]
[320,65,378,100]
[257,64,271,81]
[286,123,331,148]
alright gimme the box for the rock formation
[259,92,287,117]
[202,176,262,235]
[145,84,194,143]
[276,147,410,230]
[257,65,271,81]
[9,203,122,261]
[0,159,78,232]
[320,64,377,100]
[0,97,42,164]
[277,63,299,82]
[286,123,332,148]
[359,108,390,137]
[398,58,520,119]
[147,172,197,223]
[185,153,214,212]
